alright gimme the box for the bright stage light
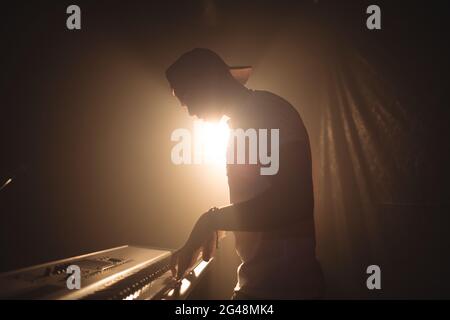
[193,117,230,166]
[0,178,12,191]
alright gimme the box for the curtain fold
[314,44,427,297]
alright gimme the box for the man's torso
[226,90,323,299]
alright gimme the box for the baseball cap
[166,48,252,90]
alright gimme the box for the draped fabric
[310,40,450,297]
[313,47,404,297]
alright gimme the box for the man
[167,48,324,299]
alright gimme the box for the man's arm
[182,139,314,250]
[210,139,314,231]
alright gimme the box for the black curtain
[308,2,450,298]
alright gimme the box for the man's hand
[169,211,218,280]
[170,245,201,280]
[169,231,216,280]
[201,231,217,262]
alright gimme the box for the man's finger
[177,252,190,280]
[170,251,179,278]
[202,239,212,261]
[202,245,211,262]
[201,234,215,262]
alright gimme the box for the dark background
[1,0,449,298]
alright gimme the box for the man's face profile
[172,82,224,122]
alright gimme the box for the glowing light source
[192,260,209,277]
[0,178,12,191]
[193,117,230,166]
[179,278,191,295]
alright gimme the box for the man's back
[226,90,324,299]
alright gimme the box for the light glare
[194,118,230,166]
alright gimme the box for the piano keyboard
[0,245,212,300]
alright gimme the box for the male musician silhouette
[167,48,324,299]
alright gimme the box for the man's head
[166,48,248,121]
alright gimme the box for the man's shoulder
[252,90,296,112]
[250,90,307,144]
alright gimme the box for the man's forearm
[183,190,313,251]
[207,188,313,232]
[201,140,315,234]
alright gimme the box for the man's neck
[223,84,252,128]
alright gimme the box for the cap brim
[229,66,252,85]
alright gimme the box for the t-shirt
[226,90,324,299]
